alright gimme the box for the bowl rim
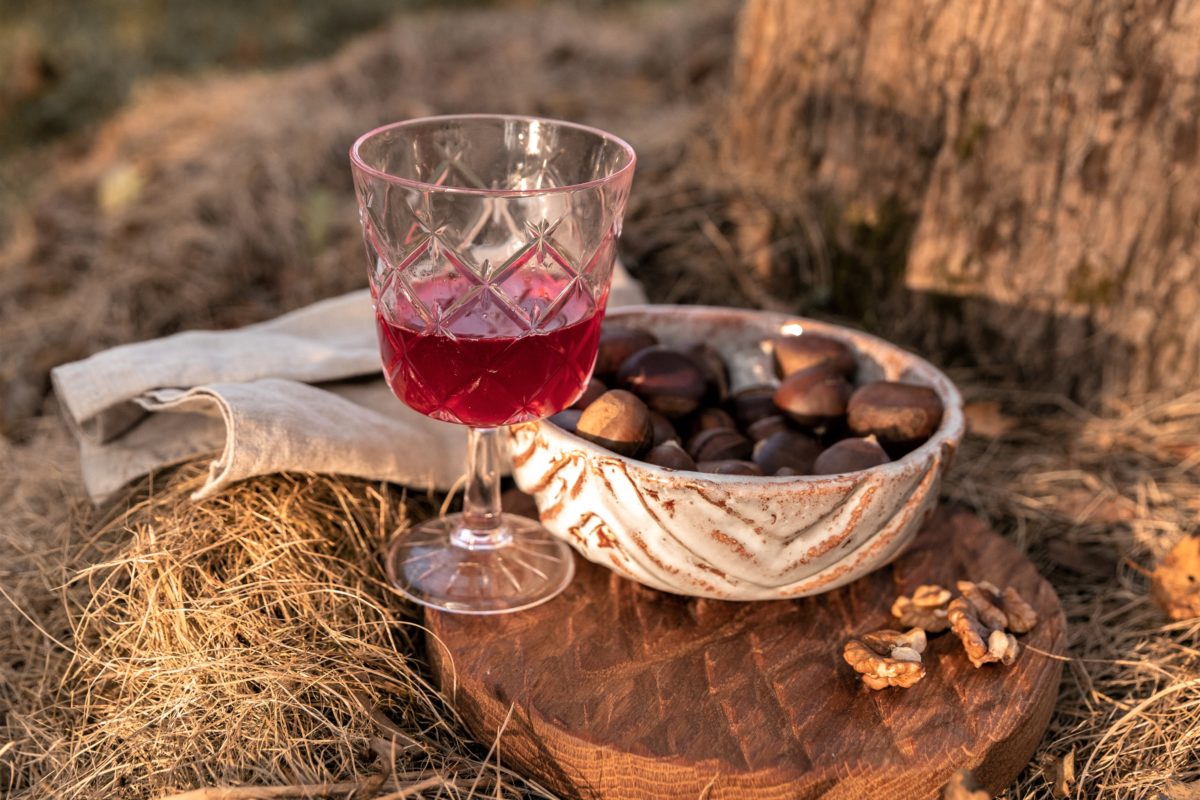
[534,304,965,485]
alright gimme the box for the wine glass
[349,115,635,614]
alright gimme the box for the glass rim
[349,113,637,197]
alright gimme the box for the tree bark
[726,0,1200,399]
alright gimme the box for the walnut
[891,584,952,632]
[843,628,927,690]
[956,580,1038,634]
[948,597,1021,668]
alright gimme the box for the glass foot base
[385,513,575,614]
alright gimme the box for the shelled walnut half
[843,628,928,690]
[892,584,952,632]
[948,596,1020,668]
[956,580,1039,634]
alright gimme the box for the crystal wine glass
[350,115,635,614]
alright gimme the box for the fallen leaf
[943,769,990,800]
[964,401,1018,439]
[1152,536,1200,621]
[1042,748,1075,798]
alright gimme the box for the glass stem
[454,427,512,550]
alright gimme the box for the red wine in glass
[376,272,607,427]
[351,114,634,615]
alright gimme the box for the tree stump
[425,508,1066,799]
[725,0,1200,400]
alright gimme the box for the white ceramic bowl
[508,305,965,600]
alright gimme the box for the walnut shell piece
[892,584,952,633]
[947,597,1022,668]
[843,628,927,690]
[957,580,1039,634]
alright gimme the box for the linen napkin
[52,264,645,504]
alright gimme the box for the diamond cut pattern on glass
[374,196,612,338]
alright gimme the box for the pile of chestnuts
[549,323,945,477]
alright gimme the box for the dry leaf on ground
[1152,536,1200,621]
[1042,748,1075,798]
[943,769,990,799]
[963,401,1018,439]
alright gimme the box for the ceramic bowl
[508,305,965,600]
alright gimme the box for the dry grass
[0,456,560,799]
[947,384,1200,799]
[2,2,1199,798]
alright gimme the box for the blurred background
[5,0,1198,443]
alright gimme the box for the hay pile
[1,458,571,798]
[1,3,1198,798]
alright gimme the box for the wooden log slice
[425,508,1065,799]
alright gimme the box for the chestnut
[686,342,730,402]
[693,407,737,433]
[617,346,708,418]
[773,466,801,477]
[688,427,753,462]
[773,334,857,378]
[648,410,681,447]
[698,459,764,476]
[570,377,608,410]
[847,381,944,444]
[746,415,790,442]
[596,326,657,377]
[575,390,653,458]
[752,430,822,475]
[772,366,852,425]
[812,436,891,475]
[549,408,583,435]
[645,441,697,471]
[729,385,778,428]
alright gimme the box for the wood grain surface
[425,506,1066,799]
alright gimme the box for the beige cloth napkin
[52,265,645,504]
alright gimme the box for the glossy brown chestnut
[812,436,891,475]
[772,366,853,425]
[729,385,779,428]
[648,410,680,447]
[688,427,754,462]
[752,430,822,475]
[773,334,857,377]
[617,346,708,418]
[686,342,731,402]
[575,390,653,458]
[847,381,944,443]
[595,326,657,377]
[693,407,737,433]
[697,459,764,476]
[645,441,697,471]
[746,415,790,442]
